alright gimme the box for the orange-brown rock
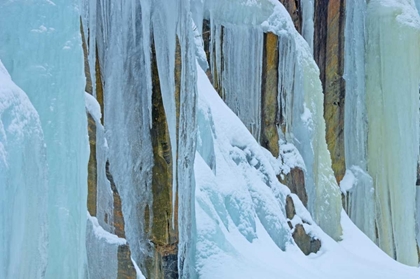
[314,0,346,183]
[117,244,137,279]
[95,44,104,125]
[285,195,321,255]
[285,195,296,219]
[292,224,321,255]
[81,19,98,217]
[82,19,136,278]
[105,161,126,239]
[279,0,303,33]
[86,113,98,217]
[261,32,280,157]
[280,168,308,207]
[146,38,179,279]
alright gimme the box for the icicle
[221,25,263,142]
[365,0,420,266]
[301,0,314,51]
[342,0,376,241]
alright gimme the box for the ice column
[0,1,88,277]
[279,33,342,240]
[366,0,420,266]
[0,61,48,279]
[301,0,315,51]
[343,0,376,241]
[95,0,154,271]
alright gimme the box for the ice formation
[365,0,420,265]
[81,0,197,276]
[0,60,48,278]
[202,0,342,240]
[0,1,89,277]
[1,0,420,277]
[343,0,376,242]
[301,0,315,50]
[194,58,420,279]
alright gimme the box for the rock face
[280,168,308,207]
[87,113,98,216]
[202,20,319,255]
[146,40,179,279]
[314,0,346,183]
[286,196,321,255]
[292,224,322,255]
[261,32,280,158]
[81,20,97,216]
[279,0,302,33]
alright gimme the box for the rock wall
[314,0,346,183]
[279,0,303,33]
[261,32,280,158]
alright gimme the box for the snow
[88,213,126,245]
[194,61,420,279]
[340,168,357,193]
[201,0,342,240]
[1,0,419,277]
[85,92,102,122]
[131,258,146,279]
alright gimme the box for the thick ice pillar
[0,1,88,277]
[0,61,48,279]
[366,0,420,266]
[343,0,377,242]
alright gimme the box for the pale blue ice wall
[0,1,88,278]
[365,0,420,264]
[0,60,48,279]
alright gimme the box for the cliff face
[2,0,420,278]
[313,0,346,183]
[81,0,420,277]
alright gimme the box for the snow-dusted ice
[194,60,420,279]
[0,1,88,277]
[0,0,420,278]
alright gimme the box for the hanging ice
[201,0,342,239]
[0,60,48,279]
[301,0,315,50]
[365,0,420,266]
[87,0,198,276]
[343,0,376,241]
[0,0,89,277]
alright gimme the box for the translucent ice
[0,1,89,277]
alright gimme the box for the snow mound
[194,63,420,279]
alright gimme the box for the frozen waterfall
[0,60,48,279]
[0,1,88,277]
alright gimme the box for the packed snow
[194,61,420,279]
